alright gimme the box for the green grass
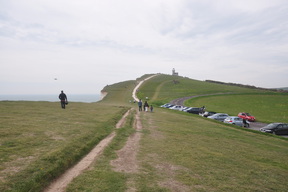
[137,74,275,105]
[0,101,129,191]
[1,74,288,191]
[136,109,288,191]
[101,80,136,105]
[139,74,287,123]
[184,94,288,123]
[0,77,138,191]
[66,109,136,192]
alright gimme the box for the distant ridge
[205,80,288,93]
[278,87,288,90]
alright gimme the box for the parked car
[224,116,244,126]
[186,107,202,114]
[160,103,174,108]
[182,107,193,112]
[182,107,191,112]
[169,105,184,111]
[260,123,288,135]
[201,111,217,117]
[207,113,229,122]
[238,112,256,122]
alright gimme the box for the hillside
[137,74,279,102]
[278,87,288,90]
[1,74,287,192]
[69,74,288,191]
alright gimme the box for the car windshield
[266,123,279,128]
[246,113,252,116]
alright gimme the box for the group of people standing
[138,99,153,112]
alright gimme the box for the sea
[0,94,101,103]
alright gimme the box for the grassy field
[138,74,287,123]
[0,101,130,191]
[66,108,288,192]
[66,109,136,191]
[0,78,138,191]
[1,74,287,191]
[137,110,288,191]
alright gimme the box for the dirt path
[111,110,142,173]
[170,93,232,106]
[44,75,157,192]
[44,110,131,192]
[132,74,158,102]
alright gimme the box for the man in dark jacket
[138,99,142,111]
[59,90,68,109]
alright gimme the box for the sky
[1,0,288,95]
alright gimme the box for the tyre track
[110,110,142,173]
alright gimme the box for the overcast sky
[1,0,287,95]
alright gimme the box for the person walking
[201,106,206,114]
[59,90,68,109]
[144,101,149,112]
[242,118,249,128]
[138,99,143,111]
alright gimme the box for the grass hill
[136,74,277,104]
[137,74,287,123]
[0,74,287,191]
[278,87,288,90]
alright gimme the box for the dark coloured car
[260,123,288,135]
[238,112,256,122]
[186,107,202,114]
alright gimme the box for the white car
[160,103,174,108]
[207,113,229,122]
[169,105,184,111]
[182,107,194,112]
[181,107,190,111]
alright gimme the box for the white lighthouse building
[172,68,178,76]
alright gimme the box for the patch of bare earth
[45,131,65,141]
[44,110,131,192]
[0,156,35,183]
[156,163,191,192]
[110,110,142,192]
[145,115,191,191]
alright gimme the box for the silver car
[169,105,184,111]
[182,107,193,112]
[224,116,244,126]
[207,113,229,122]
[160,103,174,108]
